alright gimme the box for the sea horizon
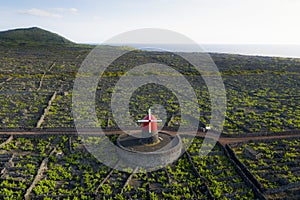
[96,43,300,59]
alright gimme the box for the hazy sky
[1,0,300,44]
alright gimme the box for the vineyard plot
[185,137,256,199]
[230,138,300,199]
[0,136,55,199]
[0,93,53,128]
[2,47,300,136]
[0,135,259,199]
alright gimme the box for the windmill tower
[137,109,162,144]
[116,108,182,170]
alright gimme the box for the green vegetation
[0,135,258,199]
[0,28,299,199]
[1,34,300,133]
[0,136,53,199]
[231,138,300,199]
[0,27,74,47]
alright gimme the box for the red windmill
[137,109,162,144]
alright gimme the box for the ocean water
[104,43,300,59]
[202,44,300,59]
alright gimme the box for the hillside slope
[0,27,74,46]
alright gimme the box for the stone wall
[117,135,182,170]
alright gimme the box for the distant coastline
[203,44,300,59]
[100,43,300,59]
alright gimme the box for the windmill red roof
[137,109,162,133]
[142,114,158,132]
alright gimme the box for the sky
[1,0,300,44]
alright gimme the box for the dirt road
[0,129,299,145]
